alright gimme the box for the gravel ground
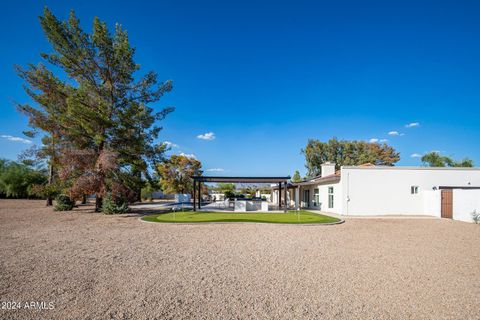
[1,200,479,320]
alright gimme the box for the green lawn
[142,210,341,224]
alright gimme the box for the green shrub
[472,210,480,224]
[29,183,60,199]
[141,187,153,201]
[224,190,235,199]
[0,159,47,198]
[102,192,129,214]
[54,194,74,211]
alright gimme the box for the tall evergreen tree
[291,170,302,183]
[16,64,68,205]
[16,8,174,211]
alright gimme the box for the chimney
[321,162,336,177]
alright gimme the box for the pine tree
[16,8,174,211]
[292,170,302,183]
[16,64,68,205]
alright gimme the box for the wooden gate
[441,189,453,219]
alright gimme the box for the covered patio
[191,176,290,212]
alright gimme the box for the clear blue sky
[1,0,479,176]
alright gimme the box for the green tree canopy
[156,155,203,195]
[421,152,474,167]
[213,183,236,193]
[16,8,174,211]
[291,170,302,183]
[302,138,400,177]
[0,159,47,198]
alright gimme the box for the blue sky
[1,0,479,176]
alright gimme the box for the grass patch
[142,210,340,224]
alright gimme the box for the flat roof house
[275,163,480,222]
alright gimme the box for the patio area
[192,175,290,212]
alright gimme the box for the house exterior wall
[341,167,480,216]
[299,186,315,209]
[151,191,175,199]
[271,190,278,204]
[299,183,342,214]
[422,190,441,217]
[210,192,225,201]
[270,189,292,207]
[452,189,480,222]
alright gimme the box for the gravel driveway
[1,200,479,319]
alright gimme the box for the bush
[54,194,74,211]
[29,183,60,200]
[0,159,47,198]
[224,190,235,200]
[141,187,154,202]
[102,192,129,214]
[472,210,480,224]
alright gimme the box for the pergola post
[278,182,282,210]
[284,180,288,213]
[198,181,201,210]
[193,180,196,211]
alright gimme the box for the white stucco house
[272,162,480,222]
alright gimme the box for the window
[314,188,319,206]
[328,187,334,208]
[411,186,419,194]
[303,189,310,207]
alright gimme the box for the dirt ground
[1,199,479,319]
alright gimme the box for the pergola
[191,176,291,212]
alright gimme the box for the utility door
[441,189,453,219]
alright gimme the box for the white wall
[270,189,291,206]
[341,167,480,216]
[210,193,225,201]
[271,190,278,204]
[423,190,441,218]
[299,183,342,214]
[299,186,314,209]
[453,189,480,223]
[152,191,175,199]
[318,183,342,214]
[175,194,191,203]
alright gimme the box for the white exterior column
[295,187,300,209]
